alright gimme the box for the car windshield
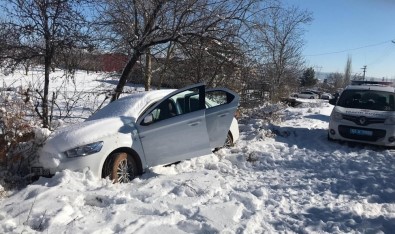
[337,89,395,111]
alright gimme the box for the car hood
[39,116,135,168]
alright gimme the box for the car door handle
[218,113,228,117]
[188,121,200,126]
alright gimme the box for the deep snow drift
[1,98,395,233]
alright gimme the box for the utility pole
[361,65,367,81]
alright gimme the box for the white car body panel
[38,84,240,178]
[229,118,239,142]
[205,88,240,149]
[39,117,147,177]
[138,109,211,166]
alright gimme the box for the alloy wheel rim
[117,159,132,183]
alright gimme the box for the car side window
[205,90,235,108]
[150,99,178,122]
[143,87,204,125]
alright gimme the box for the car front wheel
[309,96,314,99]
[103,152,138,183]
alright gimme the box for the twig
[23,195,37,226]
[37,209,47,231]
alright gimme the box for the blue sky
[283,0,395,79]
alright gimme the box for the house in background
[100,53,144,83]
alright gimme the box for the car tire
[294,95,298,98]
[309,96,314,99]
[224,132,234,147]
[103,152,138,183]
[327,133,334,142]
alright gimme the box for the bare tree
[95,0,258,101]
[344,55,352,87]
[327,72,344,93]
[0,0,92,128]
[254,5,312,101]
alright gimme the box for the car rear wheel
[224,132,234,147]
[103,152,138,183]
[309,96,314,99]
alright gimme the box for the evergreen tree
[300,67,317,87]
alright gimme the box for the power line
[305,40,393,57]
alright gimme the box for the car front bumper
[328,120,395,147]
[34,149,106,178]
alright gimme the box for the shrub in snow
[0,184,6,198]
[240,103,287,124]
[0,88,48,186]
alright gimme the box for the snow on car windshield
[86,89,174,121]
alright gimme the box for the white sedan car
[36,84,240,183]
[293,91,319,99]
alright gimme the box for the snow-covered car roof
[86,89,175,121]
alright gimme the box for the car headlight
[64,141,104,158]
[332,111,343,121]
[385,116,395,125]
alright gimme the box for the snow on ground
[1,67,147,124]
[1,97,395,233]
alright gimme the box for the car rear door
[205,88,240,149]
[136,84,211,167]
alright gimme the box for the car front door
[136,84,211,167]
[205,88,240,149]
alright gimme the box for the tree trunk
[144,49,152,91]
[24,63,29,76]
[110,50,142,102]
[158,42,174,89]
[42,55,51,128]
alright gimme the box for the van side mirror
[329,98,337,105]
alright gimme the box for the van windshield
[337,89,395,111]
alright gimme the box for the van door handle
[188,121,200,126]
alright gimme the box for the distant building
[99,53,143,83]
[101,53,128,72]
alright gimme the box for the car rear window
[337,89,395,111]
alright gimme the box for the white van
[328,81,395,146]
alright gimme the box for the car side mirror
[143,114,154,125]
[329,98,337,105]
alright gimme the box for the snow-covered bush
[0,87,48,184]
[240,102,287,124]
[0,184,6,198]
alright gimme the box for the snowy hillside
[1,95,395,233]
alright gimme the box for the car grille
[338,125,386,142]
[342,114,385,126]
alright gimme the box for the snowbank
[2,100,395,233]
